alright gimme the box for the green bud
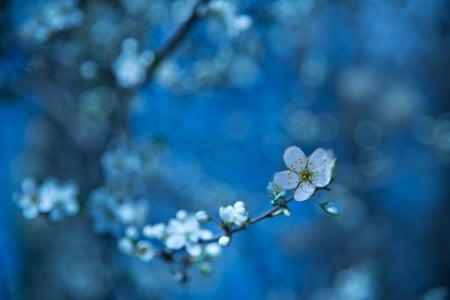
[320,201,339,216]
[198,262,212,275]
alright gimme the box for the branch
[201,196,294,244]
[144,0,211,79]
[116,0,211,136]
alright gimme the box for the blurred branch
[116,0,211,136]
[144,0,211,80]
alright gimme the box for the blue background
[1,0,450,299]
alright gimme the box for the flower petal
[293,182,316,201]
[273,171,300,190]
[308,148,328,172]
[199,229,213,240]
[308,148,332,187]
[283,146,307,172]
[205,243,221,257]
[219,206,234,223]
[23,207,39,219]
[186,243,202,257]
[311,168,332,187]
[165,235,185,250]
[136,241,155,261]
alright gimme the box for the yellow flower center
[299,169,313,182]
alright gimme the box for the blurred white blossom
[89,188,147,236]
[195,210,210,223]
[118,236,156,262]
[143,223,166,239]
[21,0,84,43]
[164,210,213,257]
[14,178,40,219]
[208,0,252,37]
[218,235,231,247]
[113,38,154,88]
[14,177,79,221]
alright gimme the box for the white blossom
[273,146,333,201]
[125,226,139,239]
[207,0,252,37]
[112,38,154,88]
[135,240,155,262]
[89,188,123,235]
[39,179,79,220]
[118,237,134,255]
[89,188,147,236]
[118,238,155,262]
[143,223,166,239]
[164,211,213,257]
[21,0,84,43]
[219,201,248,226]
[14,177,79,221]
[13,178,40,219]
[204,243,221,257]
[101,145,141,180]
[195,210,210,223]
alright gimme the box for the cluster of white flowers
[142,210,221,258]
[89,188,148,236]
[89,143,150,236]
[118,226,156,262]
[21,0,84,43]
[219,201,248,227]
[14,145,337,279]
[116,199,250,265]
[112,38,155,88]
[207,1,252,37]
[107,146,336,269]
[101,142,143,180]
[14,177,79,221]
[155,47,261,91]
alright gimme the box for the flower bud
[125,226,139,239]
[198,262,212,275]
[118,238,133,255]
[195,210,210,223]
[218,235,231,247]
[321,201,339,216]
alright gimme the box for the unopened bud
[321,201,339,216]
[195,210,210,223]
[218,235,231,247]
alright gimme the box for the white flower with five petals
[273,146,332,201]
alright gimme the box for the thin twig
[144,0,211,79]
[201,195,294,244]
[116,0,211,137]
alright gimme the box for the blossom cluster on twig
[14,145,338,281]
